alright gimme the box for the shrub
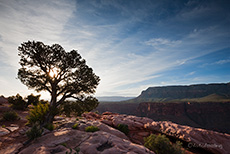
[72,123,78,129]
[144,134,184,154]
[117,124,129,135]
[44,123,55,131]
[26,93,41,106]
[2,111,19,121]
[8,94,27,110]
[85,126,99,132]
[26,124,43,140]
[26,102,49,125]
[60,97,99,117]
[60,142,67,147]
[94,110,99,114]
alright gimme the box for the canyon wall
[135,83,230,102]
[96,101,230,134]
[137,102,230,133]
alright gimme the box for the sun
[49,68,59,78]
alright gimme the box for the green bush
[60,142,67,147]
[26,102,49,125]
[72,123,78,129]
[26,93,41,106]
[144,134,184,154]
[8,94,27,110]
[2,111,19,121]
[117,124,129,135]
[85,126,99,132]
[26,124,43,140]
[60,97,99,117]
[94,110,99,114]
[44,123,55,131]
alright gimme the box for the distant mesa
[97,96,135,102]
[134,82,230,102]
[96,82,230,134]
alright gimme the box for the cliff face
[96,82,230,134]
[96,102,139,115]
[137,102,230,133]
[136,83,230,101]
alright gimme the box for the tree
[8,94,27,110]
[60,96,99,117]
[26,93,41,106]
[18,41,100,125]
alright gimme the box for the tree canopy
[18,41,100,123]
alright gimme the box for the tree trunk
[44,84,57,125]
[44,112,54,124]
[43,105,56,126]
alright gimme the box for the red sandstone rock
[0,143,23,154]
[0,127,10,136]
[88,112,230,154]
[78,120,129,140]
[4,112,230,154]
[79,131,155,154]
[18,128,154,154]
[145,121,230,154]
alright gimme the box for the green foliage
[72,123,78,129]
[7,93,46,111]
[26,93,41,106]
[26,124,43,140]
[85,126,99,132]
[60,142,67,147]
[94,110,99,114]
[27,102,49,125]
[117,124,129,135]
[2,111,19,121]
[44,123,55,131]
[60,97,99,117]
[8,94,27,110]
[144,134,184,154]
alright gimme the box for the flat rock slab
[84,112,230,154]
[0,127,10,136]
[80,131,155,154]
[0,143,23,154]
[19,128,155,154]
[6,124,19,132]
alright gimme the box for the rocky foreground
[1,112,230,154]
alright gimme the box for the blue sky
[0,0,229,99]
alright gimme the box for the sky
[0,0,229,99]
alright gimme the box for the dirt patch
[0,101,29,151]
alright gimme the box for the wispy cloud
[61,4,229,96]
[144,38,181,47]
[0,0,76,67]
[186,71,196,76]
[0,0,76,97]
[0,0,229,98]
[215,59,230,65]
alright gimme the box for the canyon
[96,83,230,134]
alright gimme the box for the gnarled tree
[18,41,100,124]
